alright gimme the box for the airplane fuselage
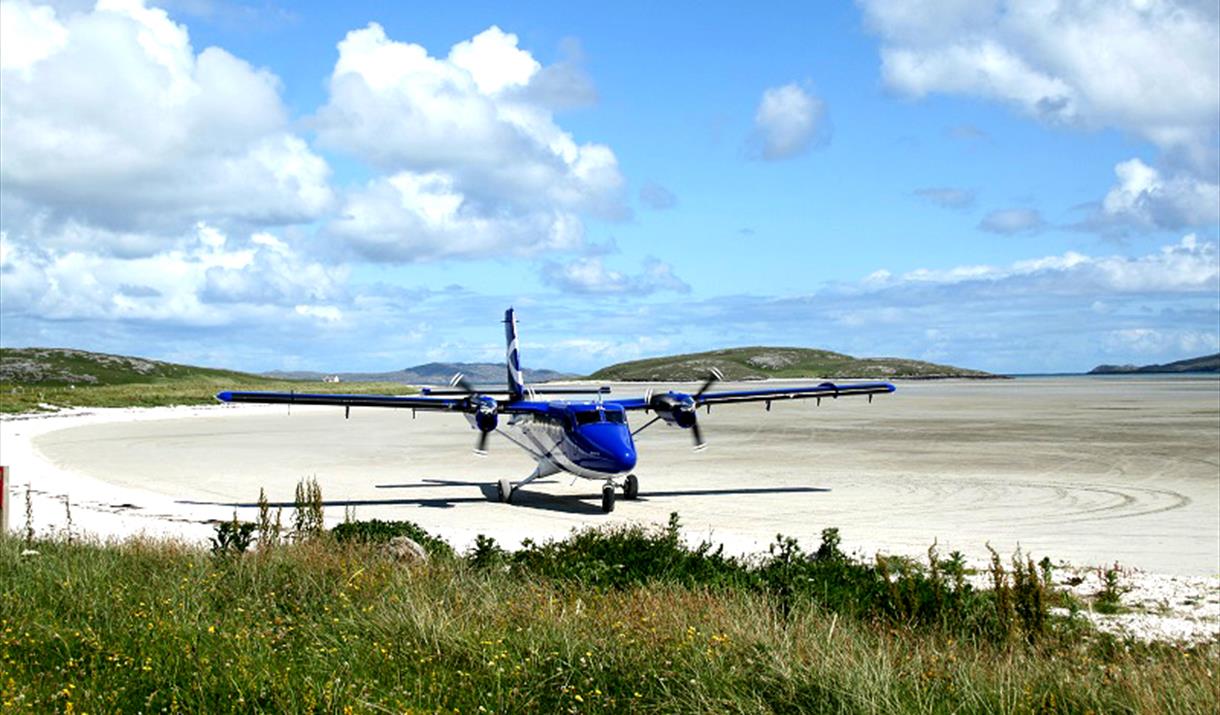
[486,402,638,480]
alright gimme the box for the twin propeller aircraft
[218,309,896,513]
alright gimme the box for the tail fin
[504,307,525,401]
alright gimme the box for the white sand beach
[3,377,1218,642]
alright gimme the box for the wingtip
[216,391,233,402]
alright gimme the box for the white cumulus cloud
[1103,328,1220,356]
[1099,158,1220,229]
[887,234,1217,293]
[539,256,690,295]
[0,0,332,239]
[0,223,346,325]
[315,23,628,261]
[330,172,585,262]
[859,0,1220,162]
[752,83,826,160]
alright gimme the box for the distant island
[0,347,258,386]
[264,363,573,385]
[1088,353,1219,375]
[0,345,997,394]
[0,348,571,387]
[591,346,999,381]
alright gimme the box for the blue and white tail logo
[504,307,525,401]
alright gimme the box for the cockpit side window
[574,410,601,425]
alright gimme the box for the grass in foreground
[2,520,1216,714]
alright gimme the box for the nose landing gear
[601,484,616,513]
[601,473,639,513]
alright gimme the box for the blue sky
[1,0,1217,374]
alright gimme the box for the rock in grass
[382,536,428,564]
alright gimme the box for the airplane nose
[616,443,637,472]
[581,424,637,473]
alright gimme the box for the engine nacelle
[649,392,697,428]
[475,407,498,433]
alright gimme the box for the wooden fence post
[0,466,9,535]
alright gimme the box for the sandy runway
[5,376,1217,578]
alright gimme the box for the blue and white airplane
[217,309,896,513]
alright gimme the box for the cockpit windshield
[570,407,627,426]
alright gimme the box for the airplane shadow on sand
[181,478,830,517]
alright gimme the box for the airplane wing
[607,381,895,410]
[695,381,895,406]
[215,390,467,411]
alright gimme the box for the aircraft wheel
[623,474,639,500]
[498,477,513,504]
[601,485,616,513]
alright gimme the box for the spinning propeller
[647,368,722,451]
[450,373,499,455]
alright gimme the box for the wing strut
[631,415,662,437]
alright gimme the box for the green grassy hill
[0,347,259,386]
[590,346,998,381]
[0,348,413,414]
[1089,352,1220,374]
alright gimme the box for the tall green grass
[2,522,1216,713]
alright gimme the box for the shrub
[467,534,507,570]
[1012,552,1046,642]
[1094,563,1129,614]
[493,514,1045,643]
[330,519,454,559]
[254,488,282,548]
[211,514,255,556]
[292,477,324,539]
[503,512,750,590]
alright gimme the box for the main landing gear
[601,473,640,513]
[497,466,548,505]
[497,472,639,513]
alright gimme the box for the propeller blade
[691,419,707,452]
[450,372,477,395]
[474,428,490,455]
[695,368,724,399]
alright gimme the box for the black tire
[601,485,616,513]
[623,474,639,500]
